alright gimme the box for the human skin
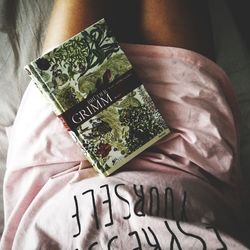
[43,0,214,60]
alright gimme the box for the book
[25,19,170,176]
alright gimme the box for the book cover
[25,19,170,176]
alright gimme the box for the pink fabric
[1,44,247,249]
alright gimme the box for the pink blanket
[1,44,248,249]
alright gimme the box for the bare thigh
[43,0,214,59]
[107,0,214,59]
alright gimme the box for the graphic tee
[1,44,248,249]
[10,171,246,250]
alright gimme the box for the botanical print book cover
[25,19,170,176]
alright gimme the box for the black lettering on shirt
[180,191,188,222]
[88,242,98,250]
[142,227,161,250]
[128,231,142,250]
[206,225,227,250]
[176,220,207,249]
[114,184,131,220]
[107,236,118,249]
[133,185,145,217]
[100,184,113,227]
[164,220,182,250]
[72,195,81,238]
[149,187,160,216]
[82,189,99,230]
[165,188,175,220]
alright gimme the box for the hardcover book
[25,19,170,176]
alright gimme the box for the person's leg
[107,0,214,59]
[43,0,214,59]
[43,0,107,52]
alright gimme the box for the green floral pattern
[25,19,170,176]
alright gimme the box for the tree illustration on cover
[34,19,122,111]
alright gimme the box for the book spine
[24,64,64,115]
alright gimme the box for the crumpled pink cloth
[1,44,247,249]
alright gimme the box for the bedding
[1,44,249,249]
[0,0,250,241]
[0,0,54,236]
